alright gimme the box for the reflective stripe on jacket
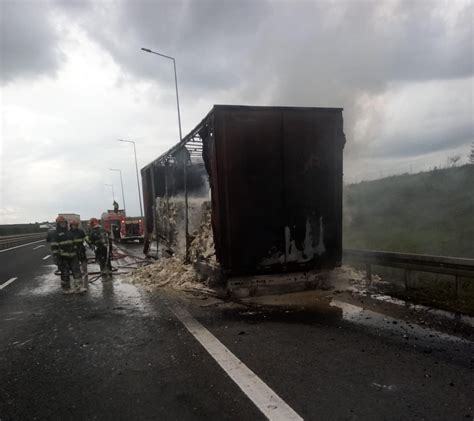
[50,229,77,258]
[70,228,87,260]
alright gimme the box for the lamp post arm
[172,58,183,141]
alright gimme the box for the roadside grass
[343,164,474,314]
[343,164,474,258]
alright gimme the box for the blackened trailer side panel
[212,107,345,276]
[333,112,345,266]
[213,108,286,273]
[281,109,345,269]
[141,167,154,237]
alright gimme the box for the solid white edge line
[0,239,45,253]
[42,255,51,260]
[172,305,303,421]
[0,277,18,290]
[33,245,46,250]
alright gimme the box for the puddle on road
[225,302,342,325]
[226,290,473,347]
[88,278,151,314]
[19,263,151,316]
[18,266,58,296]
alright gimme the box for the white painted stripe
[0,277,18,290]
[42,254,51,260]
[172,306,303,421]
[0,239,45,253]
[33,245,45,250]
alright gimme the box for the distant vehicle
[101,210,144,243]
[39,223,54,229]
[119,217,144,243]
[101,209,125,240]
[58,213,82,228]
[58,213,80,221]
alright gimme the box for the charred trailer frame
[141,105,346,279]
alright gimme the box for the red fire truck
[101,210,144,243]
[120,217,145,243]
[101,210,125,241]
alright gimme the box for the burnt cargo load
[141,105,345,279]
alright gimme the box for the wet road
[1,242,473,420]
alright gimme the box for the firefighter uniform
[70,222,88,291]
[50,218,82,294]
[87,219,112,274]
[70,226,87,262]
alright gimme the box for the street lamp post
[110,168,126,214]
[117,139,143,218]
[141,47,182,141]
[141,47,189,260]
[104,184,115,204]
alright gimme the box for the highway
[0,238,50,292]
[0,241,473,420]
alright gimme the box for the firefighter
[87,218,112,275]
[50,216,83,294]
[70,219,88,291]
[46,224,60,275]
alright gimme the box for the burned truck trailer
[141,105,345,279]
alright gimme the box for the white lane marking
[0,239,45,253]
[0,277,18,290]
[42,254,51,260]
[172,305,303,421]
[33,245,45,250]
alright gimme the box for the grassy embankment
[343,164,474,314]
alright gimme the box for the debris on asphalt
[130,200,220,296]
[130,256,216,295]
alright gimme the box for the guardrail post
[365,263,372,285]
[404,269,410,291]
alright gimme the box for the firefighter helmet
[89,217,99,227]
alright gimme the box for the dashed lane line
[172,305,303,421]
[33,245,45,250]
[0,239,45,253]
[0,277,18,290]
[42,255,51,260]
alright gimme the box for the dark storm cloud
[74,0,473,93]
[65,0,472,161]
[0,1,63,84]
[64,0,270,92]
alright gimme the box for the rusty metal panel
[210,106,345,276]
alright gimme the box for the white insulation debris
[131,201,217,292]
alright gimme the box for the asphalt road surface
[1,241,473,420]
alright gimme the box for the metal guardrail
[0,233,46,250]
[343,248,474,296]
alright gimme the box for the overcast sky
[1,0,473,224]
